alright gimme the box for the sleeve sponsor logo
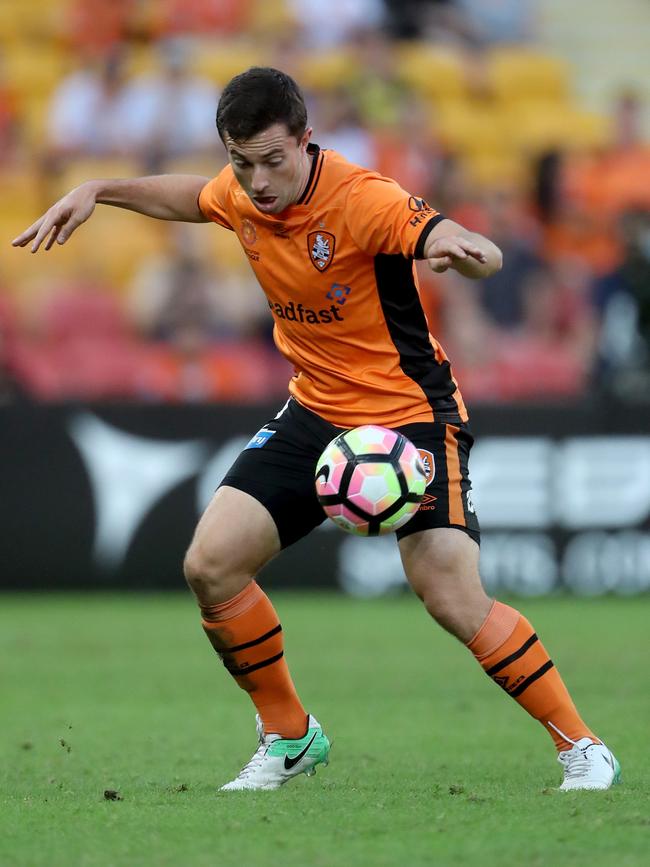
[308,231,335,271]
[245,428,276,449]
[408,195,435,227]
[408,196,432,212]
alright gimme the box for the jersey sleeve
[345,173,444,259]
[198,167,234,230]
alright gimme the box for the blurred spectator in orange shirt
[0,51,21,166]
[562,90,650,221]
[373,95,445,200]
[154,0,253,37]
[65,0,136,58]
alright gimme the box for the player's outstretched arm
[423,218,502,279]
[12,174,210,253]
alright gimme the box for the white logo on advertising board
[68,413,208,569]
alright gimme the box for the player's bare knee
[183,542,232,597]
[418,570,491,641]
[422,591,466,636]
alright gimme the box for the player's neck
[294,150,314,204]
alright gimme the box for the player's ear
[300,127,313,151]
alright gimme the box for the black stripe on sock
[508,659,554,697]
[486,633,539,676]
[221,624,282,654]
[224,651,284,677]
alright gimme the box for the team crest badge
[418,449,436,485]
[308,231,335,272]
[241,218,257,247]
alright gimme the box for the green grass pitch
[1,592,648,867]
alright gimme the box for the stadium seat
[506,102,612,154]
[434,100,512,155]
[0,168,41,215]
[460,151,529,190]
[297,50,360,91]
[193,41,264,86]
[42,288,130,342]
[486,48,570,103]
[4,44,68,100]
[395,43,468,101]
[20,95,51,149]
[0,2,59,42]
[55,158,141,196]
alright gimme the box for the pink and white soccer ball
[314,424,427,536]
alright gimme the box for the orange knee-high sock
[200,581,307,739]
[467,601,597,751]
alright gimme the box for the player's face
[224,123,313,215]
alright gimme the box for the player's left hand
[425,236,488,273]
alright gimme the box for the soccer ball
[314,425,427,536]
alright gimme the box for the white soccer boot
[558,737,621,791]
[220,713,330,792]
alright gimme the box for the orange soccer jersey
[199,144,468,428]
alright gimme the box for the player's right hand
[11,183,98,253]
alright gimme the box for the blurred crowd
[1,0,649,405]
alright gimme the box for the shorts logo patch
[466,491,476,514]
[246,428,276,449]
[308,231,335,271]
[418,449,435,485]
[419,493,437,511]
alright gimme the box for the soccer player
[13,67,619,792]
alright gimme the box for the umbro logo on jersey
[308,231,335,272]
[284,731,318,770]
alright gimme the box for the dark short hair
[216,67,308,143]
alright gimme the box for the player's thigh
[219,398,338,549]
[395,421,481,584]
[393,419,486,633]
[399,525,481,597]
[186,485,282,582]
